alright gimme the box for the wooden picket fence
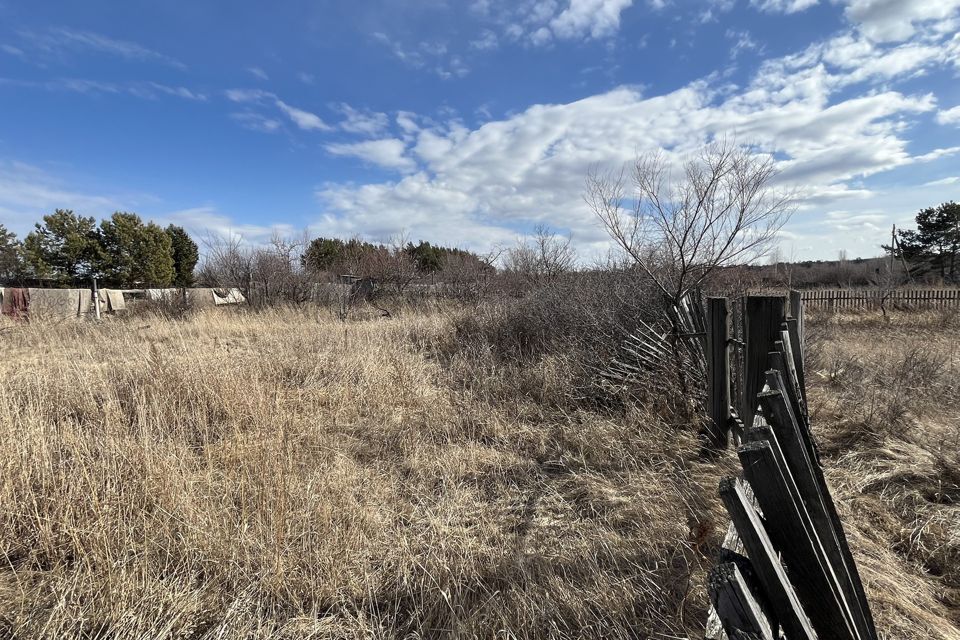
[703,292,878,640]
[800,288,960,310]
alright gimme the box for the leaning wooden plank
[768,349,805,432]
[738,440,860,640]
[743,296,786,430]
[710,562,775,640]
[765,371,879,638]
[789,290,802,323]
[785,317,807,406]
[777,332,806,420]
[718,477,817,640]
[758,383,877,640]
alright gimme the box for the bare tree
[440,246,501,304]
[197,232,253,295]
[250,231,313,306]
[503,225,576,286]
[585,140,794,306]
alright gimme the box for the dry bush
[447,268,662,367]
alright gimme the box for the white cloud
[132,82,207,101]
[224,88,268,102]
[751,0,818,13]
[230,111,283,133]
[923,176,959,186]
[325,138,417,172]
[470,29,500,50]
[372,32,469,79]
[162,207,298,247]
[298,72,315,85]
[275,99,330,131]
[21,27,185,69]
[0,161,140,236]
[310,23,958,258]
[549,0,634,40]
[937,105,960,125]
[841,0,960,43]
[1,44,24,58]
[336,104,390,136]
[726,29,763,59]
[247,66,269,81]
[226,89,332,132]
[473,0,634,47]
[0,76,206,101]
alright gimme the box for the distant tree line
[301,236,487,278]
[207,234,498,307]
[0,210,198,288]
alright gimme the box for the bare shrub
[585,140,794,305]
[195,232,252,293]
[249,232,314,307]
[501,225,576,290]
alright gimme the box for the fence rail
[800,288,960,310]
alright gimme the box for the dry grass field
[0,304,957,639]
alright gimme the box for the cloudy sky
[1,0,959,261]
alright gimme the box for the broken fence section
[706,293,877,640]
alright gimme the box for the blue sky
[1,0,959,261]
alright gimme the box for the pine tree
[891,202,960,282]
[23,209,105,284]
[166,225,199,286]
[99,212,175,287]
[0,224,24,283]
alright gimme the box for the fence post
[743,296,786,430]
[707,297,731,448]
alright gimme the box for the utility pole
[92,277,101,319]
[890,225,895,276]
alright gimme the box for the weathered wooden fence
[704,292,878,640]
[800,288,960,310]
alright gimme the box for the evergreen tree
[302,237,345,272]
[23,209,105,284]
[166,225,199,286]
[0,225,24,283]
[99,212,175,287]
[406,241,444,273]
[890,202,960,281]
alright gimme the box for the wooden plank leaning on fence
[742,296,786,430]
[776,316,877,638]
[739,431,860,639]
[757,379,877,640]
[709,561,774,640]
[718,477,817,640]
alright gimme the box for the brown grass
[0,305,956,638]
[806,309,960,639]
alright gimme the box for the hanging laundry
[1,288,30,320]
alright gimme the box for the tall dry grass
[0,306,717,639]
[805,309,960,638]
[0,304,957,638]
